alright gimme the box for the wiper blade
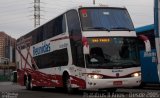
[110,27,132,31]
[113,61,138,66]
[85,27,110,31]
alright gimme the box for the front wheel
[63,74,73,93]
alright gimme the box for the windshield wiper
[110,27,132,31]
[85,27,110,31]
[112,61,139,66]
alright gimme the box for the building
[0,31,16,69]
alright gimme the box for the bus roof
[17,5,127,40]
[136,24,154,33]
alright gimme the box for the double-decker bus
[16,6,142,93]
[134,0,160,85]
[136,24,160,84]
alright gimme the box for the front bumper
[86,76,141,90]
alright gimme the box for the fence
[0,69,12,81]
[0,63,16,81]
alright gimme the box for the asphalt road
[0,82,160,98]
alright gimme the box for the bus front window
[86,37,140,68]
[79,8,134,31]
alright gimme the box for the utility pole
[34,0,40,28]
[93,0,95,5]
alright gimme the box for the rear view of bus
[79,7,141,90]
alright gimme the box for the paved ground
[0,82,160,98]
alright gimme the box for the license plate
[113,81,122,85]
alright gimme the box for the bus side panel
[140,49,159,83]
[17,68,64,87]
[28,69,63,87]
[17,69,25,86]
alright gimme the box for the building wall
[0,32,16,63]
[0,32,6,58]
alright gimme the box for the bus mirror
[82,37,90,54]
[138,35,151,52]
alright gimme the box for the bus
[16,6,143,93]
[136,24,160,84]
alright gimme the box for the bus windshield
[79,8,134,31]
[85,37,140,68]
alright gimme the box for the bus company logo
[33,42,51,57]
[112,69,123,73]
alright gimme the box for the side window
[34,48,68,69]
[66,10,85,67]
[32,30,38,45]
[137,34,145,51]
[145,30,155,49]
[35,14,66,41]
[52,15,66,36]
[66,10,81,37]
[33,26,44,43]
[44,21,54,39]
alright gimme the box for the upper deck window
[79,8,134,31]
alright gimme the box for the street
[0,82,160,98]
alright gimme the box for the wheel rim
[66,78,71,91]
[65,75,72,93]
[26,79,30,90]
[26,78,32,90]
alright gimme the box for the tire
[25,76,32,90]
[25,76,42,90]
[63,74,73,93]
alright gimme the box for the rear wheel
[25,76,42,90]
[25,76,32,90]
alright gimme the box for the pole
[154,0,160,81]
[154,0,159,37]
[93,0,95,5]
[34,0,40,28]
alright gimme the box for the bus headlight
[131,72,141,77]
[87,74,103,79]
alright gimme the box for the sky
[0,0,154,39]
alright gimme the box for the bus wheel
[25,76,32,90]
[63,74,73,93]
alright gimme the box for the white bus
[16,6,142,93]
